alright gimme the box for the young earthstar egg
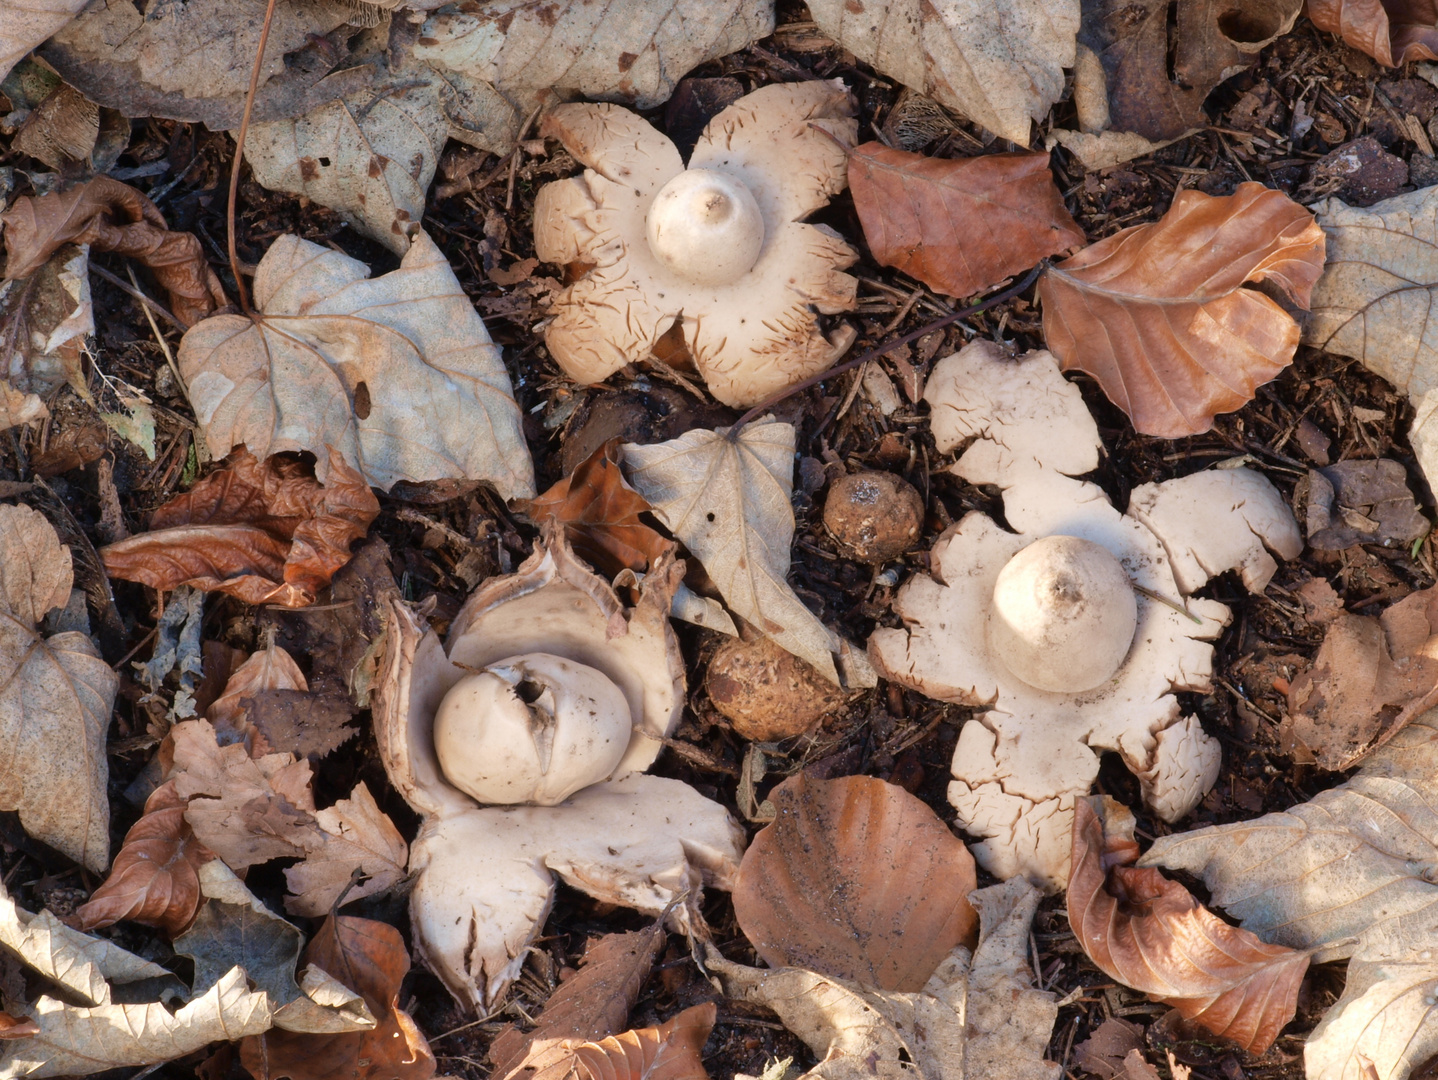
[432,652,632,807]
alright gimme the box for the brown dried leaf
[1038,182,1325,437]
[0,242,91,430]
[733,773,977,992]
[0,1012,39,1039]
[240,914,436,1080]
[242,690,359,760]
[550,1004,715,1080]
[99,446,379,608]
[0,0,89,83]
[72,780,215,938]
[12,84,99,170]
[1067,796,1308,1054]
[1,176,226,326]
[847,146,1084,299]
[283,782,407,918]
[490,922,667,1080]
[1306,0,1438,65]
[207,642,307,752]
[1073,1018,1146,1080]
[1306,459,1428,551]
[519,439,671,578]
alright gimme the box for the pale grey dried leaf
[624,421,839,683]
[0,243,92,420]
[0,0,89,83]
[179,231,534,495]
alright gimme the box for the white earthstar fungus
[374,529,744,1013]
[868,341,1303,887]
[532,80,861,408]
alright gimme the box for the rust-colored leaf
[733,773,978,991]
[557,1004,715,1080]
[0,1012,39,1039]
[99,446,379,608]
[1067,796,1309,1054]
[72,779,215,937]
[1038,181,1325,437]
[240,914,436,1080]
[0,175,227,326]
[519,439,671,577]
[847,146,1084,299]
[1306,0,1438,66]
[206,641,308,754]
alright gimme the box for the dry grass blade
[1306,0,1438,65]
[847,145,1084,299]
[733,773,977,991]
[1067,797,1308,1054]
[1037,181,1324,437]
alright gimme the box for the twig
[727,262,1045,438]
[87,265,183,330]
[227,0,281,316]
[125,264,187,397]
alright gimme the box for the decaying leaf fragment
[846,146,1084,299]
[1,175,226,327]
[1039,182,1325,437]
[1068,797,1308,1054]
[805,0,1079,145]
[99,446,379,608]
[0,0,90,83]
[519,439,672,578]
[0,242,88,434]
[713,877,1060,1080]
[733,774,977,991]
[0,503,117,872]
[624,420,842,685]
[1307,0,1438,66]
[1143,705,1438,1080]
[178,231,534,496]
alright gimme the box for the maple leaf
[623,420,840,684]
[847,146,1085,299]
[1038,182,1325,437]
[99,446,379,608]
[1068,796,1309,1054]
[733,774,977,992]
[177,231,534,495]
[518,439,671,578]
[1306,0,1438,65]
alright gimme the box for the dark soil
[2,5,1435,1079]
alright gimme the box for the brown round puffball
[823,471,924,563]
[706,636,849,742]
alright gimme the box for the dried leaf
[847,146,1084,300]
[1077,0,1302,140]
[100,446,380,608]
[623,420,840,684]
[72,780,215,937]
[520,439,671,578]
[0,503,117,872]
[805,0,1079,144]
[1073,1018,1146,1080]
[283,782,407,918]
[1307,0,1438,65]
[242,688,359,760]
[41,0,372,129]
[206,641,309,751]
[733,774,977,992]
[0,0,89,82]
[12,84,99,170]
[1,176,226,327]
[0,242,90,428]
[1306,460,1428,551]
[1305,186,1438,494]
[550,1004,715,1080]
[178,231,534,496]
[0,1016,37,1041]
[490,923,667,1080]
[713,878,1059,1080]
[1038,182,1325,437]
[1067,796,1308,1054]
[240,914,435,1080]
[1142,706,1438,1080]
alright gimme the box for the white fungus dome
[645,168,765,286]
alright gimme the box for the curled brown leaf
[557,1004,715,1080]
[73,779,214,937]
[847,145,1085,299]
[100,446,379,608]
[0,175,227,326]
[1306,0,1438,66]
[0,1012,39,1039]
[1038,182,1324,437]
[733,773,977,991]
[1067,796,1308,1054]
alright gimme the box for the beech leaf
[847,146,1084,300]
[1,176,226,327]
[1068,796,1309,1055]
[733,773,977,991]
[73,779,215,938]
[805,0,1079,144]
[623,420,840,684]
[1038,181,1325,437]
[99,446,379,608]
[544,1004,716,1080]
[240,914,435,1080]
[1306,0,1438,65]
[519,439,672,578]
[178,231,534,496]
[1141,706,1438,1080]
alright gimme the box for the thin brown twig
[87,265,183,330]
[227,0,281,317]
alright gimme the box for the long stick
[226,0,280,318]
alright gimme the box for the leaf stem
[728,262,1046,438]
[227,0,280,319]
